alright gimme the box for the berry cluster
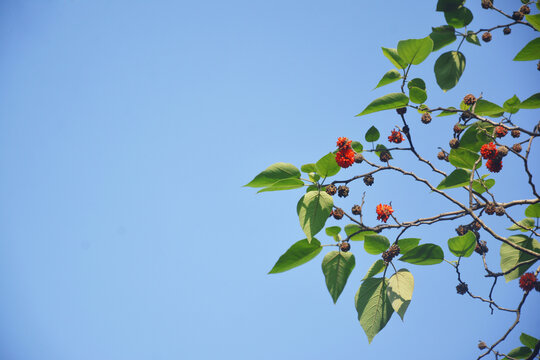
[388,129,404,144]
[480,142,498,160]
[495,126,508,138]
[335,137,356,168]
[519,273,537,292]
[480,142,504,173]
[376,204,394,223]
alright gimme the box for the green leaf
[322,251,356,303]
[297,191,334,242]
[308,172,320,183]
[364,235,391,255]
[268,238,322,274]
[315,152,340,178]
[437,168,471,190]
[503,95,521,114]
[448,231,477,257]
[407,78,426,90]
[475,99,504,116]
[472,178,495,194]
[381,47,408,69]
[257,178,305,193]
[355,278,394,343]
[375,69,402,89]
[351,141,363,153]
[399,244,444,265]
[459,122,494,152]
[500,235,540,282]
[434,51,466,91]
[409,87,428,104]
[444,7,473,28]
[448,148,481,170]
[436,0,465,12]
[525,14,540,32]
[507,218,536,232]
[398,238,420,253]
[525,203,540,218]
[513,37,540,61]
[429,25,457,51]
[363,259,386,280]
[437,107,459,117]
[520,333,539,349]
[503,347,532,360]
[397,37,434,65]
[344,224,377,241]
[465,31,481,46]
[306,185,319,192]
[245,163,301,188]
[356,93,409,116]
[518,93,540,109]
[301,163,317,173]
[386,269,414,320]
[375,144,388,157]
[325,226,341,236]
[365,126,381,142]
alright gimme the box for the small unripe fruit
[512,143,522,153]
[482,32,492,42]
[437,151,446,160]
[512,11,524,21]
[363,174,374,186]
[503,27,511,35]
[519,5,530,14]
[495,206,505,216]
[379,150,392,162]
[396,107,407,115]
[456,225,468,236]
[333,208,344,220]
[340,242,351,252]
[351,205,362,215]
[475,240,489,255]
[481,0,492,9]
[337,185,349,198]
[511,129,520,138]
[456,282,468,295]
[453,123,463,134]
[421,112,432,124]
[354,153,364,164]
[326,184,337,196]
[485,203,496,215]
[463,94,477,106]
[497,146,509,157]
[449,138,460,149]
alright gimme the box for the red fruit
[335,148,355,168]
[495,126,508,138]
[336,137,352,150]
[376,204,394,223]
[486,158,503,173]
[519,273,537,292]
[480,142,498,160]
[388,129,404,144]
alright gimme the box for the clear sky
[0,1,538,359]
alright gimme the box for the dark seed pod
[503,27,511,35]
[475,240,489,255]
[337,185,349,198]
[396,107,407,115]
[456,282,468,295]
[363,174,374,186]
[455,225,468,236]
[512,11,524,21]
[519,5,530,14]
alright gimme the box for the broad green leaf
[363,259,386,280]
[325,226,341,236]
[351,141,363,152]
[397,37,434,65]
[520,333,539,349]
[344,224,377,241]
[503,95,521,114]
[436,0,465,11]
[459,122,494,152]
[407,78,426,90]
[525,14,540,32]
[355,278,394,343]
[322,251,356,303]
[301,163,317,173]
[448,231,477,257]
[381,47,408,69]
[375,69,402,89]
[518,93,540,109]
[503,347,532,360]
[472,178,495,194]
[306,185,319,192]
[437,168,471,190]
[297,191,333,242]
[245,163,301,187]
[308,172,320,183]
[500,235,540,282]
[465,31,481,46]
[448,148,481,170]
[437,107,459,117]
[257,178,305,193]
[399,244,444,265]
[434,51,466,91]
[386,269,414,320]
[444,7,473,28]
[268,238,322,274]
[513,37,540,61]
[507,218,536,232]
[375,144,388,157]
[525,203,540,218]
[365,126,381,142]
[364,235,391,255]
[398,238,420,253]
[357,93,409,116]
[475,99,504,116]
[315,152,340,178]
[429,25,457,51]
[409,87,427,104]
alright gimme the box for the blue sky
[0,1,538,359]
